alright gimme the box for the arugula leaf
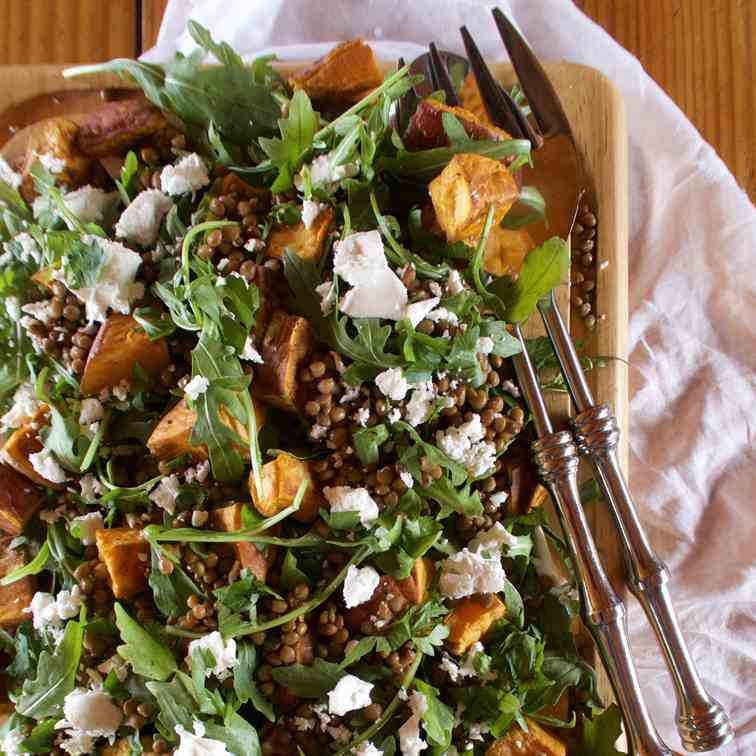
[488,237,570,323]
[148,545,204,618]
[0,542,50,585]
[20,718,56,753]
[17,617,83,718]
[234,641,275,722]
[204,711,262,756]
[146,671,197,734]
[271,658,344,698]
[581,704,627,755]
[114,603,177,681]
[280,549,309,590]
[413,679,454,749]
[353,423,389,465]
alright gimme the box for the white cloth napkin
[144,1,756,752]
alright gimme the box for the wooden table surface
[0,0,752,201]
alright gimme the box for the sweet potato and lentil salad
[0,23,618,756]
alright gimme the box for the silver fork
[451,9,734,753]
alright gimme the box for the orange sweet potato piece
[147,398,266,462]
[289,39,383,111]
[429,153,519,243]
[0,464,44,535]
[398,557,433,605]
[80,314,170,396]
[486,720,566,756]
[211,503,272,582]
[403,98,511,151]
[480,226,533,277]
[0,537,35,628]
[459,72,495,126]
[344,575,407,634]
[220,173,271,204]
[253,311,313,412]
[76,98,168,157]
[95,528,149,599]
[444,595,506,654]
[251,453,322,523]
[266,207,335,262]
[0,407,64,490]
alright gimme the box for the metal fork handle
[538,292,734,751]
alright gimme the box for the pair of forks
[403,10,734,755]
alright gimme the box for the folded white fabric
[145,1,756,752]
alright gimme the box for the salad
[0,24,620,756]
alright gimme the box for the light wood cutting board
[0,61,628,707]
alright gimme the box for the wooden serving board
[0,62,628,705]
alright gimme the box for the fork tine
[501,87,544,149]
[395,56,417,135]
[459,25,524,140]
[428,42,460,106]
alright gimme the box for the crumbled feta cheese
[37,152,66,174]
[374,368,409,401]
[296,153,359,193]
[4,294,20,320]
[488,491,509,508]
[459,642,487,679]
[240,335,263,363]
[188,631,238,680]
[27,586,84,632]
[311,424,328,440]
[403,296,440,328]
[316,280,337,315]
[0,156,21,188]
[301,199,327,229]
[111,379,130,401]
[62,185,117,224]
[355,407,370,427]
[352,742,383,756]
[468,722,490,741]
[72,512,104,545]
[436,415,497,477]
[500,379,521,398]
[323,487,379,527]
[439,548,507,598]
[1,383,42,431]
[388,408,401,423]
[185,375,210,400]
[21,300,55,325]
[59,730,93,756]
[78,473,103,503]
[244,237,265,252]
[115,189,173,246]
[149,474,181,514]
[160,153,210,195]
[175,720,232,756]
[191,510,209,527]
[328,674,374,716]
[469,522,518,555]
[426,307,458,325]
[446,269,464,295]
[185,460,211,485]
[399,470,414,489]
[340,385,361,403]
[398,691,428,756]
[294,717,314,731]
[1,729,25,756]
[343,564,380,608]
[79,398,103,425]
[476,336,495,355]
[58,688,122,738]
[405,386,435,427]
[29,447,67,484]
[340,267,407,319]
[12,232,41,264]
[439,655,462,682]
[70,236,144,322]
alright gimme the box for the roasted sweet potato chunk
[76,97,168,157]
[147,398,266,462]
[254,311,313,411]
[459,72,495,126]
[211,503,272,582]
[95,528,149,598]
[444,595,506,654]
[429,153,519,243]
[344,575,407,634]
[398,557,433,604]
[403,98,511,151]
[0,537,35,628]
[251,453,322,523]
[0,406,63,490]
[289,39,382,110]
[254,265,286,333]
[481,226,533,277]
[266,207,335,262]
[486,720,566,756]
[80,314,170,396]
[20,117,92,201]
[0,463,44,535]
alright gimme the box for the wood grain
[141,0,169,53]
[0,0,137,64]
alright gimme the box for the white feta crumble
[328,674,374,716]
[0,156,21,188]
[115,189,173,246]
[398,691,428,756]
[404,386,435,427]
[69,236,144,322]
[160,153,210,195]
[439,548,506,598]
[72,512,104,545]
[240,335,263,363]
[175,720,232,756]
[469,522,518,555]
[352,741,383,756]
[62,185,117,224]
[301,199,327,229]
[340,385,361,403]
[468,722,490,741]
[355,407,370,427]
[435,415,497,477]
[425,307,459,325]
[388,408,401,424]
[476,336,495,355]
[29,447,67,484]
[111,380,130,401]
[191,510,209,527]
[184,375,210,400]
[37,151,66,174]
[188,631,238,680]
[1,729,25,756]
[79,398,103,425]
[500,379,521,398]
[244,237,265,252]
[343,564,380,608]
[399,469,414,489]
[296,153,359,193]
[316,280,337,315]
[1,383,42,430]
[78,475,102,505]
[185,460,211,485]
[324,487,379,527]
[294,717,314,731]
[4,294,20,320]
[149,474,181,514]
[446,269,465,294]
[21,300,55,325]
[311,424,328,440]
[488,491,509,508]
[10,232,41,265]
[59,730,93,756]
[374,367,409,401]
[56,688,122,739]
[27,586,84,632]
[403,296,440,328]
